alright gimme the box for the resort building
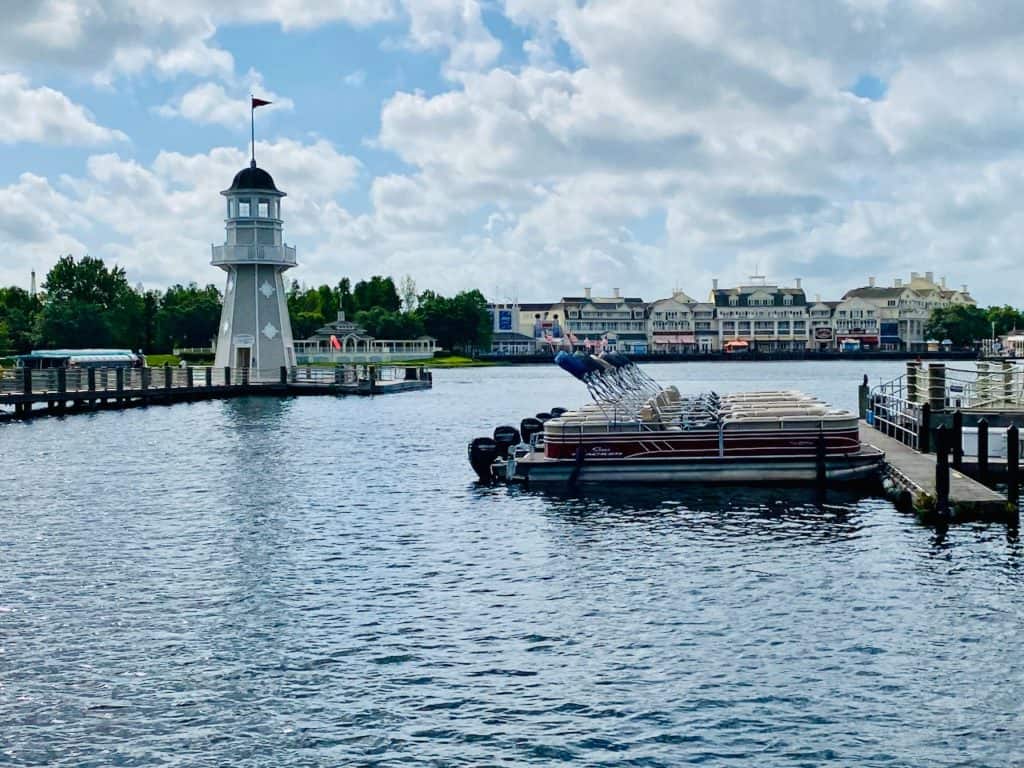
[840,272,976,351]
[712,277,810,352]
[647,291,719,353]
[807,298,837,350]
[561,288,649,354]
[487,301,540,356]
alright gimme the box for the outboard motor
[468,437,500,482]
[535,412,552,423]
[520,417,544,444]
[550,407,568,417]
[492,425,521,459]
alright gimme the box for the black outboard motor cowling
[492,425,521,458]
[550,407,568,417]
[520,417,544,444]
[535,412,552,422]
[468,437,500,482]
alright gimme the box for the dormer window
[783,295,793,306]
[729,296,738,306]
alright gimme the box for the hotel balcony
[211,244,297,267]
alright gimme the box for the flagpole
[250,94,255,166]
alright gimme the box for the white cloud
[0,139,362,290]
[403,0,501,73]
[157,73,294,128]
[344,69,367,87]
[0,73,127,146]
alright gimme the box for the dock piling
[919,402,931,453]
[952,409,963,469]
[858,375,869,419]
[1008,423,1020,509]
[815,430,827,486]
[977,418,989,483]
[935,425,951,517]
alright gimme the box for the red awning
[653,334,696,344]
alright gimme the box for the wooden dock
[859,422,1007,516]
[0,364,431,419]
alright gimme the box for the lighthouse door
[236,346,252,372]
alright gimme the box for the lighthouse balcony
[211,244,297,267]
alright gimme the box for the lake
[2,360,1022,766]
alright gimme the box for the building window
[258,200,270,218]
[783,295,793,306]
[238,200,251,217]
[729,296,738,306]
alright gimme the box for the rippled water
[2,361,1023,766]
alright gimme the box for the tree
[352,275,400,313]
[0,286,41,354]
[986,305,1024,336]
[416,288,491,352]
[399,275,418,313]
[925,305,991,347]
[156,283,221,351]
[35,254,141,349]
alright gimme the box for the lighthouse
[211,159,297,378]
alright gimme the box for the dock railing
[942,362,1024,410]
[869,373,925,451]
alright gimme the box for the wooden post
[87,368,96,392]
[186,366,194,389]
[22,366,31,396]
[164,364,172,390]
[116,367,124,394]
[919,402,931,454]
[935,425,950,517]
[906,361,919,403]
[57,367,66,395]
[224,366,231,386]
[205,367,212,387]
[1008,423,1020,509]
[977,418,989,484]
[952,409,963,469]
[280,365,287,385]
[369,365,377,395]
[141,367,149,391]
[928,363,946,412]
[334,366,343,386]
[858,374,869,419]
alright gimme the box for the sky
[0,1,1021,305]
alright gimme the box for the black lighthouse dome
[227,160,281,193]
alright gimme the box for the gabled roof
[842,286,905,300]
[309,316,373,341]
[712,287,807,307]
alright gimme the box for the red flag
[330,335,341,350]
[251,97,272,108]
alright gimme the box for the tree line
[925,304,1024,347]
[0,255,492,357]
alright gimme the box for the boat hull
[510,447,884,486]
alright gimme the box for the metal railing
[211,244,297,266]
[869,373,924,450]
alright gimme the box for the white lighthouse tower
[212,159,297,379]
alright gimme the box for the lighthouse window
[238,200,251,217]
[258,200,269,218]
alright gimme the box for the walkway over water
[0,364,431,418]
[860,422,1006,515]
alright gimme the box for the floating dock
[0,364,431,419]
[859,422,1006,516]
